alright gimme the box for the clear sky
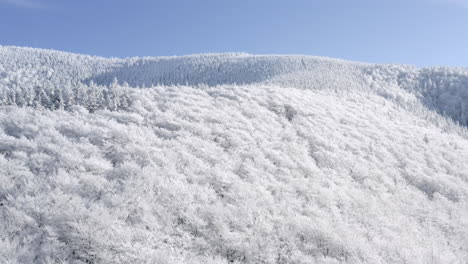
[0,0,467,67]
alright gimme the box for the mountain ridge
[1,46,467,126]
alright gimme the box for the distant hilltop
[1,45,467,126]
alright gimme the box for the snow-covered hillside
[0,46,467,264]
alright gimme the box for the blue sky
[1,0,467,67]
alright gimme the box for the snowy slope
[0,46,468,264]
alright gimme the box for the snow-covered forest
[1,46,467,263]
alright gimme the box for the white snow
[0,46,467,263]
